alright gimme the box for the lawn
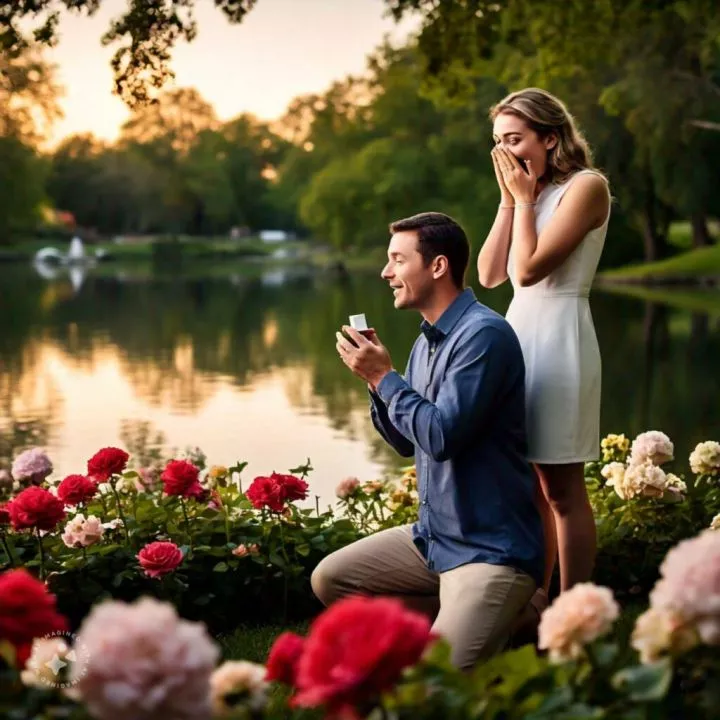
[600,243,720,282]
[218,621,309,664]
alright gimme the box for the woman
[477,88,611,624]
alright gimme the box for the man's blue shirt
[370,288,544,586]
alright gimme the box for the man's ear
[432,255,450,280]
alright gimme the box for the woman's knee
[538,465,588,517]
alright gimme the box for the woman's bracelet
[499,203,514,209]
[514,201,537,209]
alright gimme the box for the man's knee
[311,552,345,606]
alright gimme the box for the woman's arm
[511,172,609,287]
[477,206,514,288]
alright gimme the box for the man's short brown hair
[389,212,470,289]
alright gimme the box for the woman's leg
[533,466,557,593]
[535,462,596,591]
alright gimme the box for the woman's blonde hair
[490,88,599,184]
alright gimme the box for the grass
[600,243,720,282]
[215,621,312,717]
[217,621,309,663]
[595,283,720,316]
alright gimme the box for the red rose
[87,447,129,482]
[266,631,306,685]
[8,487,66,531]
[246,473,309,513]
[0,569,68,667]
[292,596,432,716]
[0,502,10,525]
[161,460,202,498]
[56,474,97,506]
[246,475,285,512]
[273,473,309,503]
[137,541,183,578]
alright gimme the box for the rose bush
[1,430,720,719]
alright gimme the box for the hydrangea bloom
[649,530,720,645]
[689,441,720,477]
[61,514,105,548]
[629,431,673,466]
[11,448,53,485]
[538,583,620,663]
[71,596,219,720]
[631,607,697,664]
[210,661,268,715]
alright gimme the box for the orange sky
[46,0,419,145]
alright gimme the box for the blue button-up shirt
[370,288,544,586]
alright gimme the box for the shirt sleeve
[369,391,415,458]
[375,326,509,462]
[368,344,416,458]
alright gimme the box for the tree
[386,0,720,258]
[0,48,62,241]
[1,0,257,107]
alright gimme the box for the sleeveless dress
[505,170,610,464]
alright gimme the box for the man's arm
[375,326,509,462]
[369,391,415,458]
[368,345,416,458]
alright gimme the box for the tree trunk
[691,211,711,247]
[640,213,669,262]
[639,172,671,262]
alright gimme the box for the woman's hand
[495,147,537,204]
[490,148,515,207]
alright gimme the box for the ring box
[345,314,373,346]
[349,314,368,331]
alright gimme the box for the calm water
[1,260,719,506]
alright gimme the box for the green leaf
[592,642,619,667]
[612,658,672,701]
[269,551,286,569]
[213,562,229,572]
[551,703,604,719]
[295,543,310,556]
[524,685,573,717]
[288,458,313,476]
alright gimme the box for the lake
[1,259,719,507]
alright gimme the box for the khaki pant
[311,525,535,671]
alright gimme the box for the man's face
[380,231,434,310]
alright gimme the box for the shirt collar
[420,288,477,342]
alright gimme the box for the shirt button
[422,500,428,505]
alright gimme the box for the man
[311,212,544,670]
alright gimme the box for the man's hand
[336,326,393,389]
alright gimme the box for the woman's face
[492,112,556,178]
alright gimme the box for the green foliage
[1,1,257,107]
[0,137,48,241]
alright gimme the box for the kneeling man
[313,212,544,670]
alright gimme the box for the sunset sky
[46,0,419,144]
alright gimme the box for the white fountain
[34,236,103,266]
[32,236,100,291]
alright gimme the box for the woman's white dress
[506,170,610,464]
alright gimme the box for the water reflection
[0,262,719,505]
